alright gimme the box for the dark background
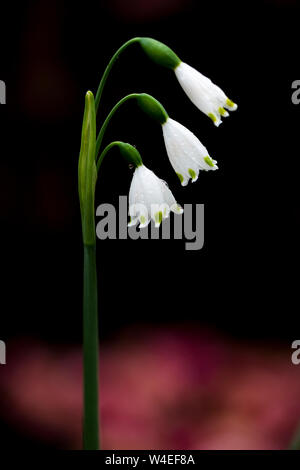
[0,0,299,449]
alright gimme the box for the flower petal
[162,118,218,184]
[128,164,183,226]
[175,62,237,125]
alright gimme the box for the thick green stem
[95,37,141,113]
[95,94,140,160]
[289,425,300,450]
[83,243,99,450]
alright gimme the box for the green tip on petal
[176,173,184,184]
[155,211,163,225]
[188,168,197,180]
[208,113,217,123]
[219,107,227,116]
[226,98,235,108]
[204,156,214,167]
[175,205,183,214]
[140,215,146,224]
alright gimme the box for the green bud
[136,93,168,125]
[78,91,97,245]
[117,142,143,167]
[139,38,181,70]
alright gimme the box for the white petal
[224,98,238,111]
[171,203,184,214]
[138,213,150,228]
[160,179,177,208]
[128,216,138,227]
[162,120,197,184]
[162,118,217,183]
[128,164,183,226]
[175,62,237,124]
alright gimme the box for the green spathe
[118,142,143,167]
[140,37,181,70]
[78,91,97,246]
[97,141,143,172]
[136,93,169,124]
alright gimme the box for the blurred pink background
[1,328,299,450]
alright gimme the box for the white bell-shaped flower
[162,117,218,186]
[175,62,238,127]
[128,164,183,228]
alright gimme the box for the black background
[0,0,299,449]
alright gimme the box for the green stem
[289,425,300,450]
[95,93,140,160]
[97,141,143,172]
[95,37,141,113]
[97,141,123,172]
[83,243,99,450]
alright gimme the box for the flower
[174,62,238,127]
[128,165,183,228]
[162,118,218,186]
[135,94,218,186]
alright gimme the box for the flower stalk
[78,36,238,451]
[96,93,140,159]
[97,141,143,172]
[95,37,141,112]
[95,93,168,159]
[82,243,99,450]
[78,91,99,450]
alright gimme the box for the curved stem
[97,141,143,173]
[95,37,141,113]
[97,141,123,172]
[96,93,140,160]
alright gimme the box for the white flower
[174,62,238,127]
[128,164,183,228]
[162,117,218,186]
